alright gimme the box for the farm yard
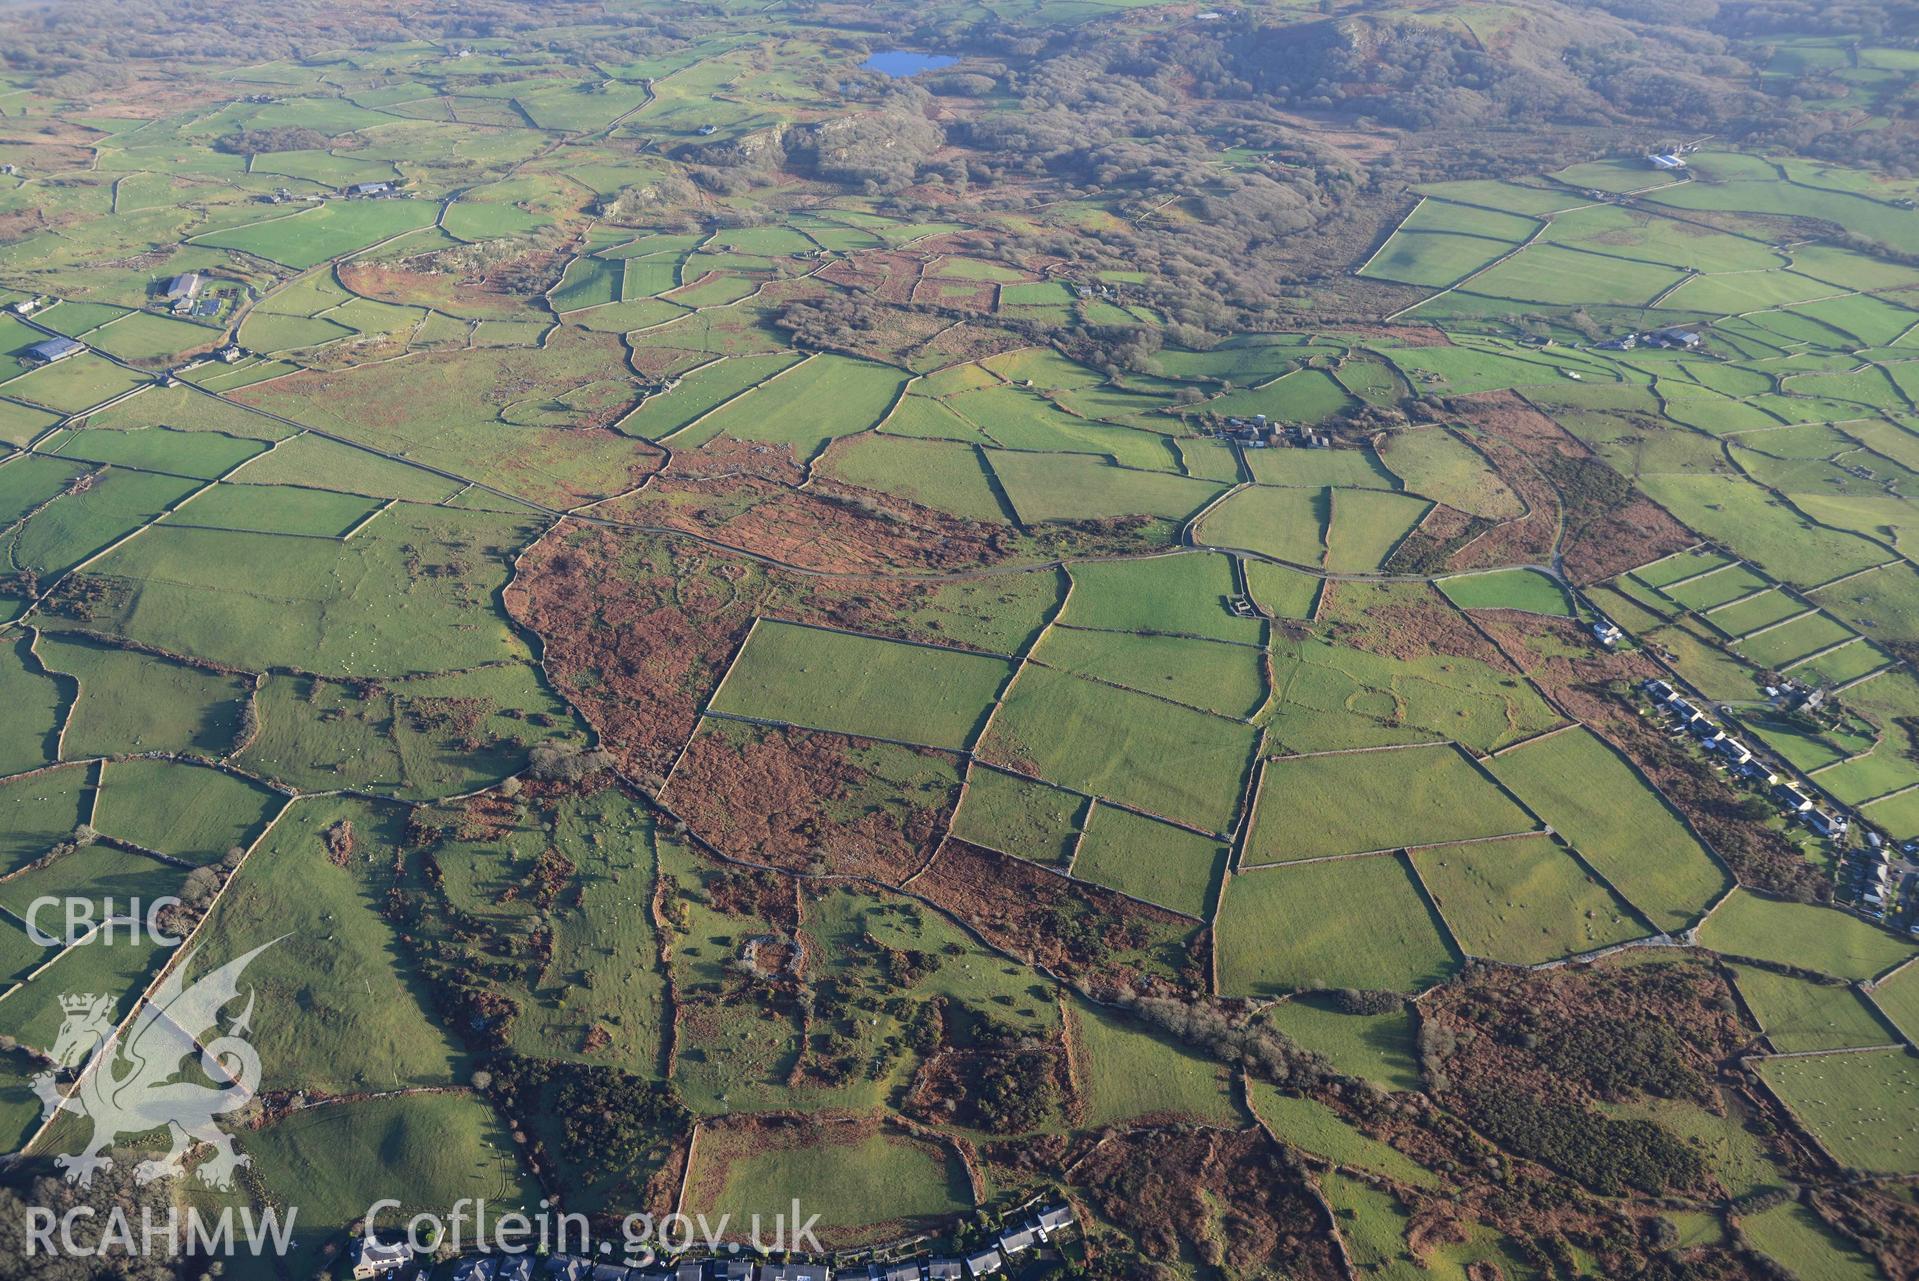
[0,3,1915,1280]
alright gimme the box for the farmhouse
[1648,152,1688,170]
[10,297,38,315]
[1591,618,1623,647]
[1648,327,1703,350]
[25,335,83,364]
[163,272,203,301]
[349,180,395,196]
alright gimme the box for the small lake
[863,50,958,77]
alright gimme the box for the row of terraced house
[352,1208,1076,1281]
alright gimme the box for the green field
[1414,834,1645,964]
[1199,484,1326,564]
[91,759,278,862]
[1033,625,1265,717]
[1258,995,1423,1091]
[820,435,1009,522]
[1062,553,1264,643]
[619,352,804,440]
[1246,746,1534,863]
[1071,802,1227,916]
[1378,428,1523,518]
[711,620,1013,749]
[39,632,249,758]
[1247,1084,1437,1186]
[674,353,905,457]
[1741,1201,1881,1281]
[187,796,465,1094]
[1324,489,1433,572]
[1730,964,1901,1053]
[951,764,1084,864]
[239,1092,529,1231]
[1217,855,1460,995]
[64,502,539,676]
[1489,729,1729,933]
[235,664,579,799]
[1699,890,1914,981]
[1758,1049,1919,1173]
[692,1127,971,1234]
[1070,1002,1242,1127]
[988,451,1223,524]
[981,664,1256,833]
[192,199,440,267]
[1869,962,1919,1044]
[1439,569,1574,616]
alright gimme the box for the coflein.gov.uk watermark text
[25,1199,824,1261]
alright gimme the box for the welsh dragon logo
[32,940,279,1190]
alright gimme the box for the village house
[497,1259,535,1281]
[995,1225,1038,1257]
[763,1264,828,1281]
[1685,712,1723,745]
[1714,737,1755,769]
[1644,678,1675,702]
[962,1248,1002,1278]
[454,1257,498,1281]
[1808,809,1849,839]
[350,1239,412,1280]
[1772,782,1814,814]
[1034,1205,1074,1240]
